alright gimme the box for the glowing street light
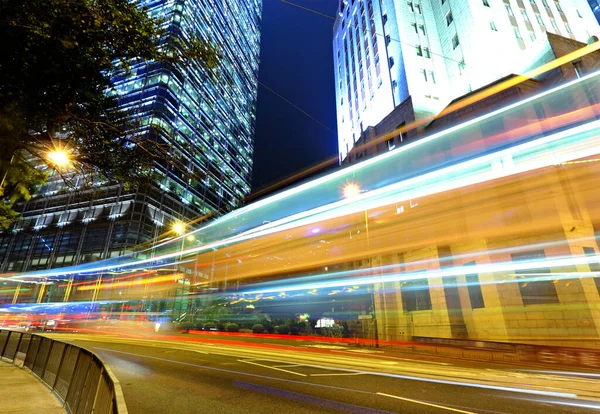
[343,182,361,198]
[342,181,379,346]
[172,221,185,235]
[46,149,71,168]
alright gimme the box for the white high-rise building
[333,0,600,161]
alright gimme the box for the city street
[45,333,600,414]
[4,2,600,413]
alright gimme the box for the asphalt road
[46,333,600,414]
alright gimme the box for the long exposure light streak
[232,235,600,289]
[7,112,600,282]
[240,252,600,295]
[206,69,600,230]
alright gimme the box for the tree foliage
[0,0,220,228]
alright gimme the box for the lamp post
[342,183,379,347]
[45,149,74,304]
[172,221,194,322]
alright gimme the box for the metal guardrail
[0,329,127,414]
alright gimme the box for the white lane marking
[310,373,365,377]
[377,392,478,414]
[238,359,307,377]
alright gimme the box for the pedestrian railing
[0,329,127,414]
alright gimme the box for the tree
[0,0,220,228]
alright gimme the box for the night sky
[251,0,340,192]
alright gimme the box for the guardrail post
[64,349,82,411]
[1,330,10,358]
[90,364,105,413]
[24,333,33,361]
[40,340,54,380]
[13,332,23,361]
[30,334,43,371]
[52,343,68,390]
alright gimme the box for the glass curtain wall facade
[0,0,262,275]
[333,0,600,162]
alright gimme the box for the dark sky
[251,0,340,192]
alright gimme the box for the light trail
[240,253,600,295]
[7,111,600,282]
[3,65,600,327]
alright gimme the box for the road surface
[45,333,600,414]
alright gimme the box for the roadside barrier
[0,329,127,414]
[406,335,600,369]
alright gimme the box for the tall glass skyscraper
[0,0,262,275]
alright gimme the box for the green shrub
[203,322,216,330]
[226,323,240,332]
[251,323,265,333]
[276,324,290,334]
[320,325,344,338]
[239,328,253,333]
[217,322,227,331]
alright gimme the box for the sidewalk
[0,361,65,414]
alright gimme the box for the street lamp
[172,220,190,321]
[342,183,369,250]
[342,182,379,346]
[343,182,361,199]
[46,149,71,169]
[172,221,185,235]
